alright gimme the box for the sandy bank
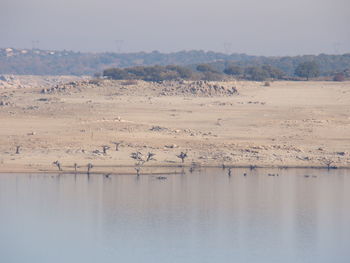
[1,77,349,173]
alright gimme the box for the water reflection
[0,169,349,263]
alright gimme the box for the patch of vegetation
[294,61,320,80]
[103,65,195,82]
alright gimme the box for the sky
[1,0,349,55]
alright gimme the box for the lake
[1,168,349,263]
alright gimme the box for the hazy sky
[1,0,349,55]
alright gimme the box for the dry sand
[1,76,350,174]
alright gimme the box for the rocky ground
[0,75,350,174]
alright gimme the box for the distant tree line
[1,48,349,80]
[104,61,344,82]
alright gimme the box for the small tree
[87,163,93,175]
[112,142,121,151]
[295,61,320,80]
[53,160,62,171]
[177,152,188,163]
[15,145,21,154]
[130,152,144,164]
[322,158,335,170]
[101,145,110,155]
[146,152,156,162]
[130,151,156,176]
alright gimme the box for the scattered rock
[150,126,167,132]
[165,144,177,149]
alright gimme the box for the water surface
[1,168,349,263]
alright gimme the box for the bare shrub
[53,160,62,171]
[333,73,345,82]
[177,152,188,163]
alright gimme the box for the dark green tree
[261,65,284,79]
[224,65,243,76]
[294,61,320,80]
[196,64,218,73]
[244,66,269,81]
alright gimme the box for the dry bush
[333,73,345,82]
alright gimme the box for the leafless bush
[53,160,62,171]
[321,158,336,169]
[87,163,93,175]
[130,151,156,175]
[177,152,188,163]
[102,145,110,155]
[112,142,121,151]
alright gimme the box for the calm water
[1,168,350,263]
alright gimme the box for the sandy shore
[1,76,350,173]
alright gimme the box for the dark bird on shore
[104,173,111,178]
[228,168,232,177]
[243,173,247,176]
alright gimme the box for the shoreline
[0,163,348,175]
